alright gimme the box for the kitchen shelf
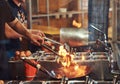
[32,10,88,18]
[27,0,88,29]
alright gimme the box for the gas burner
[6,78,120,84]
[5,75,120,84]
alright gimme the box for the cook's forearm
[5,23,23,39]
[8,18,31,40]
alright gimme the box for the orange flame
[72,20,82,28]
[56,45,90,78]
[81,54,86,60]
[57,45,74,67]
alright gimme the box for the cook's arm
[5,23,23,39]
[7,18,44,46]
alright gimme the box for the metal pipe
[26,0,32,29]
[112,0,117,41]
[46,0,50,26]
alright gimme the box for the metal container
[60,28,89,47]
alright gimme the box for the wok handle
[22,59,38,68]
[22,59,53,77]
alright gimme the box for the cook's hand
[28,29,46,46]
[30,29,45,37]
[30,34,44,46]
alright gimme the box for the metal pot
[60,28,89,47]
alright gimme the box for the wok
[41,45,93,79]
[38,59,112,80]
[22,58,94,80]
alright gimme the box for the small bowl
[59,8,67,12]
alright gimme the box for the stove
[8,42,120,84]
[5,75,120,84]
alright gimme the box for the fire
[57,45,74,67]
[56,45,91,79]
[55,64,90,79]
[74,64,79,70]
[58,46,68,57]
[72,20,82,28]
[81,54,86,60]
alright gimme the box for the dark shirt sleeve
[0,0,15,23]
